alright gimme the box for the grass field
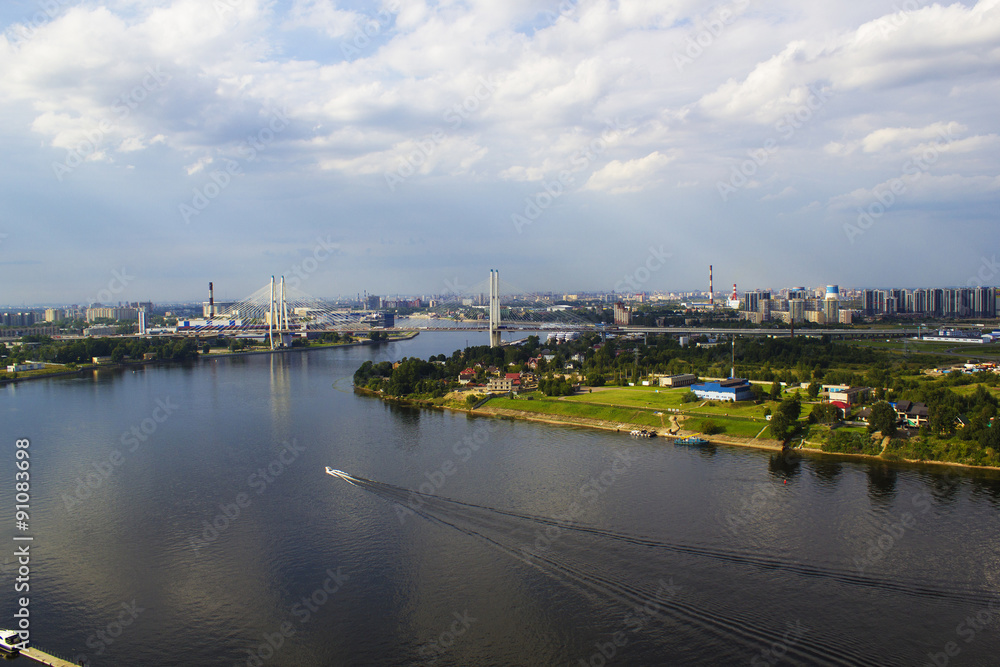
[563,386,806,421]
[488,386,804,438]
[488,396,663,428]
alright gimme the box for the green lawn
[490,389,788,438]
[564,385,805,422]
[564,386,688,409]
[689,416,769,438]
[488,395,663,428]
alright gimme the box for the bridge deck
[19,647,83,667]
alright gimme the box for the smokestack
[709,265,714,306]
[209,282,214,317]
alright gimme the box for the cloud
[0,0,998,300]
[584,151,674,194]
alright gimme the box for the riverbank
[0,332,418,386]
[355,386,1000,474]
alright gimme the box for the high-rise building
[823,297,839,324]
[613,302,631,326]
[788,299,805,323]
[862,290,875,316]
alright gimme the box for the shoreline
[355,388,1000,475]
[1,332,418,386]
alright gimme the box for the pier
[18,647,83,667]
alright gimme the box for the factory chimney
[209,282,214,317]
[709,265,714,307]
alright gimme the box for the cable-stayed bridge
[178,272,600,349]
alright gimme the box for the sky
[0,0,998,305]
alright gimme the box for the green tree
[769,412,791,441]
[701,420,724,435]
[769,381,782,400]
[807,381,821,400]
[778,395,801,421]
[868,401,897,437]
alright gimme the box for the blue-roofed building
[690,378,754,402]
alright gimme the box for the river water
[2,331,1000,666]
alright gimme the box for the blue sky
[0,0,998,305]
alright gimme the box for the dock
[19,647,83,667]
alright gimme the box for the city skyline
[0,0,998,303]
[4,280,1000,311]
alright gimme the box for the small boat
[0,629,21,655]
[629,429,656,438]
[674,436,709,446]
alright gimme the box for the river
[2,331,999,666]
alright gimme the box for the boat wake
[325,468,998,665]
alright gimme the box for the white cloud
[584,151,674,194]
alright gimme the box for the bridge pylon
[268,275,291,349]
[489,269,501,348]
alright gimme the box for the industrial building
[689,378,753,402]
[658,374,697,387]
